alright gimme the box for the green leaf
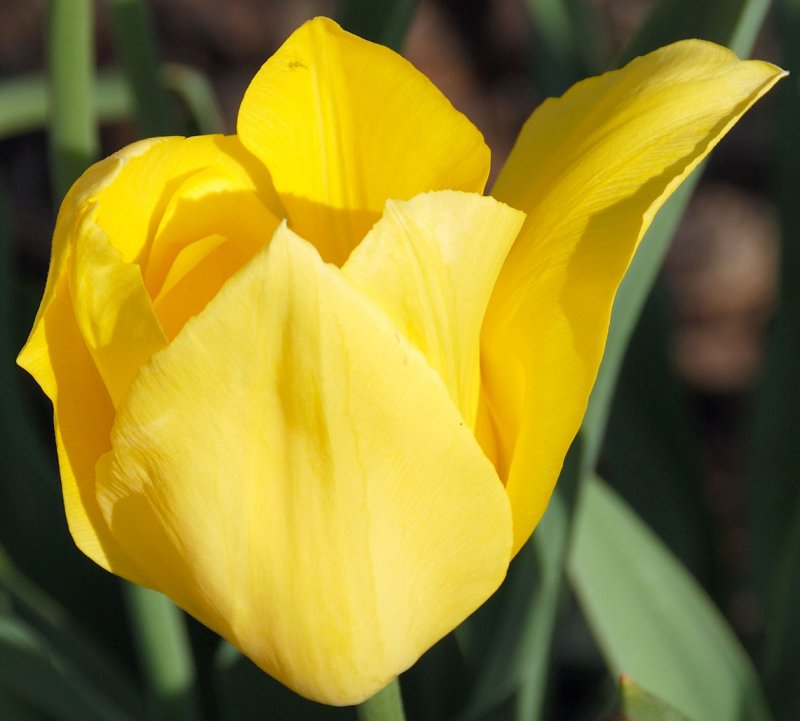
[455,443,581,721]
[337,0,419,51]
[47,0,98,202]
[0,65,222,142]
[615,676,696,721]
[107,0,177,136]
[747,3,800,719]
[618,0,771,64]
[580,179,695,473]
[0,547,142,716]
[569,476,772,721]
[0,71,132,138]
[587,0,774,471]
[164,63,225,135]
[400,634,470,721]
[601,286,711,582]
[0,690,41,721]
[523,0,605,96]
[0,614,144,721]
[457,2,772,717]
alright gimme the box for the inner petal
[140,164,280,340]
[144,167,279,295]
[152,234,259,341]
[343,191,524,427]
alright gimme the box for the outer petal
[98,224,512,705]
[21,134,280,406]
[69,203,168,408]
[17,134,279,575]
[343,191,524,426]
[483,40,785,554]
[237,17,490,265]
[15,149,159,580]
[19,276,149,583]
[16,146,144,400]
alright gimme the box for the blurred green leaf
[455,443,580,721]
[454,542,540,720]
[0,158,54,509]
[0,160,116,638]
[164,63,225,135]
[457,1,772,716]
[1,150,136,664]
[47,0,98,201]
[0,614,144,721]
[400,634,469,721]
[0,690,41,721]
[0,65,223,142]
[338,0,419,51]
[570,476,772,721]
[601,286,711,583]
[489,180,697,721]
[214,642,356,721]
[0,547,142,716]
[523,0,605,96]
[0,72,131,139]
[619,0,770,64]
[614,676,695,721]
[580,178,695,473]
[748,1,800,719]
[107,0,177,136]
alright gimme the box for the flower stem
[357,678,406,721]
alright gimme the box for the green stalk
[107,0,177,136]
[47,0,98,203]
[124,584,198,721]
[356,679,406,721]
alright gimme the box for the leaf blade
[570,476,772,721]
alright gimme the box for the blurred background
[0,1,797,720]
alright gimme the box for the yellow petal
[83,136,281,404]
[17,133,281,576]
[343,191,524,426]
[151,235,245,341]
[483,40,786,555]
[143,163,281,339]
[24,277,149,584]
[98,223,512,705]
[143,162,280,300]
[16,147,139,400]
[237,17,490,265]
[20,134,280,407]
[15,143,165,577]
[69,203,168,408]
[93,134,280,267]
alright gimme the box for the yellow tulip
[18,17,783,706]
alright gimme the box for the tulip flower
[18,17,783,706]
